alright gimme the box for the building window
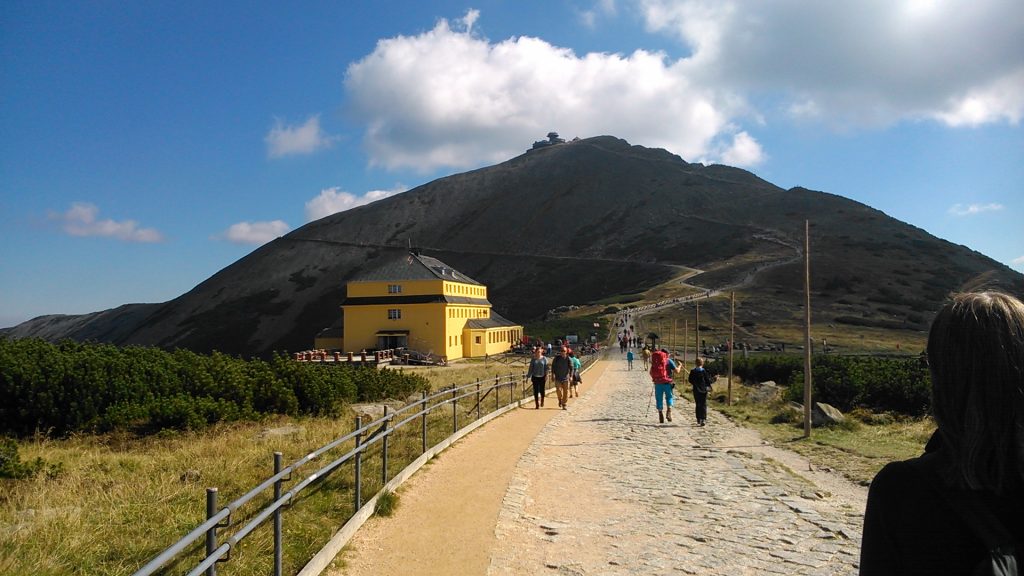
[388,308,401,320]
[387,284,402,294]
[475,336,481,344]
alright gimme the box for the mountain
[5,136,1022,356]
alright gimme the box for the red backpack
[650,349,670,383]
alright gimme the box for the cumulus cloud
[49,202,164,243]
[1013,255,1024,267]
[344,11,748,171]
[305,185,408,222]
[636,0,1024,128]
[216,221,291,245]
[265,115,336,158]
[948,203,1005,216]
[719,131,764,167]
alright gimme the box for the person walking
[649,348,680,423]
[641,345,651,371]
[860,292,1024,575]
[569,350,582,398]
[525,346,548,409]
[687,357,713,426]
[626,349,634,370]
[551,344,573,410]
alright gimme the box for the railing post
[382,406,390,486]
[451,386,458,434]
[273,452,283,576]
[495,375,500,412]
[421,391,428,454]
[354,416,363,511]
[476,381,481,420]
[205,488,218,576]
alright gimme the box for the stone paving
[487,359,865,575]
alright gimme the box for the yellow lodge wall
[339,273,518,361]
[343,303,446,355]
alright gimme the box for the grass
[1,375,532,576]
[684,378,936,486]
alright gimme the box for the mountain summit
[6,136,1022,355]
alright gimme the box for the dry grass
[1,377,530,576]
[698,379,935,486]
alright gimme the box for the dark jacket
[688,367,712,394]
[551,354,572,381]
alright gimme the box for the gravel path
[487,357,866,575]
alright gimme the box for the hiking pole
[645,384,654,417]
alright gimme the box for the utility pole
[729,291,735,406]
[803,220,813,439]
[683,319,689,370]
[695,302,700,363]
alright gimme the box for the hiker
[642,345,651,370]
[687,357,713,426]
[569,350,582,398]
[551,344,573,410]
[525,346,548,409]
[860,292,1024,575]
[626,349,634,370]
[649,348,680,423]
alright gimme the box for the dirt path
[330,361,612,576]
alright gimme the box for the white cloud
[265,115,336,158]
[49,202,164,243]
[344,11,746,172]
[580,0,617,28]
[719,131,764,167]
[948,203,1005,216]
[636,0,1024,128]
[1012,255,1024,267]
[216,220,291,245]
[304,185,408,222]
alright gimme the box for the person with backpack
[550,344,573,410]
[525,346,548,409]
[626,349,634,370]
[687,357,713,426]
[569,350,582,398]
[860,292,1024,575]
[649,348,679,423]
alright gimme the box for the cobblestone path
[487,359,866,575]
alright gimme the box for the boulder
[748,381,781,404]
[811,402,845,427]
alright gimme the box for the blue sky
[2,0,1022,328]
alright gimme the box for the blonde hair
[928,291,1024,492]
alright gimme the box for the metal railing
[131,370,534,576]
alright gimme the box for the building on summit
[316,252,523,362]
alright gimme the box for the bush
[730,354,931,417]
[0,437,61,479]
[0,338,432,437]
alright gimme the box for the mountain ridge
[5,136,1021,355]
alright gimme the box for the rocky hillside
[5,136,1022,355]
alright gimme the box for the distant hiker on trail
[641,345,651,370]
[649,348,680,423]
[688,357,713,426]
[569,350,582,398]
[626,350,634,370]
[526,346,548,409]
[551,344,573,410]
[860,291,1024,575]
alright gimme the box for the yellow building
[325,252,522,361]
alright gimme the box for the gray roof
[352,252,482,285]
[465,310,520,329]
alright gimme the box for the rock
[180,469,201,483]
[812,402,845,427]
[351,401,406,420]
[748,382,781,404]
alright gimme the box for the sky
[2,0,1022,328]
